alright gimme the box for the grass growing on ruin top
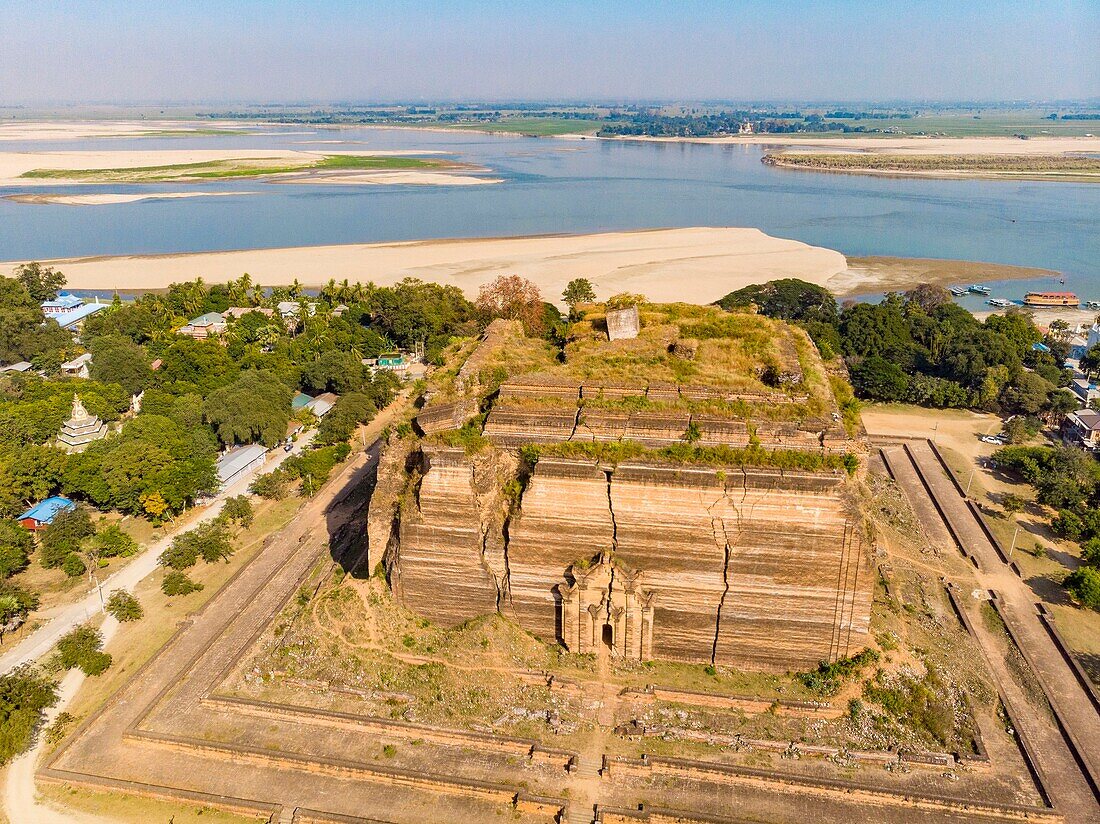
[524,439,858,474]
[20,154,450,182]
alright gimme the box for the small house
[178,312,227,340]
[18,496,76,531]
[216,444,268,490]
[0,361,33,374]
[305,392,337,418]
[59,352,93,380]
[1064,409,1100,450]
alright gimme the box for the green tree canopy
[13,263,65,303]
[89,335,152,396]
[203,370,292,447]
[562,278,596,313]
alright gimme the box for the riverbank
[4,227,849,303]
[762,153,1100,182]
[835,256,1060,295]
[591,134,1100,156]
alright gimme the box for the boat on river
[1023,291,1078,307]
[968,284,991,294]
[986,298,1013,308]
[949,286,968,297]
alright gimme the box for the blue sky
[0,1,1096,103]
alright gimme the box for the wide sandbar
[6,228,849,304]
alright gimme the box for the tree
[903,283,952,313]
[159,520,233,570]
[1003,417,1029,444]
[1065,567,1100,610]
[90,524,138,559]
[0,277,70,365]
[849,356,909,401]
[203,370,292,447]
[300,351,366,395]
[250,470,288,500]
[221,495,254,529]
[105,590,143,622]
[161,570,203,597]
[54,625,111,676]
[716,279,838,325]
[0,666,58,764]
[562,278,596,315]
[475,275,545,335]
[0,584,38,642]
[999,372,1055,416]
[1080,345,1100,380]
[38,507,95,569]
[88,335,152,396]
[13,263,65,302]
[1001,494,1027,516]
[0,520,32,579]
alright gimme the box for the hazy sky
[1,1,1096,104]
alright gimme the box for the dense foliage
[717,280,1072,416]
[992,444,1100,610]
[53,625,112,677]
[0,666,58,764]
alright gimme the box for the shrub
[91,524,138,558]
[54,625,111,676]
[61,553,87,578]
[1065,567,1100,610]
[221,495,254,528]
[250,470,289,500]
[161,570,204,597]
[797,649,879,696]
[105,590,143,622]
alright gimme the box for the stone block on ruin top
[606,305,640,341]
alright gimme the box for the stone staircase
[564,755,601,824]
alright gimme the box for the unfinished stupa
[370,307,871,672]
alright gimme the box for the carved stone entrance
[560,552,655,660]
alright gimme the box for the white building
[216,444,268,489]
[59,352,93,379]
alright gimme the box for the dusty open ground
[5,227,852,303]
[0,121,253,142]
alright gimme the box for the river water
[0,125,1096,304]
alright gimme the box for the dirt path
[882,443,1100,821]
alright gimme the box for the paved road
[0,432,315,676]
[883,442,1100,822]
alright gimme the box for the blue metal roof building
[17,496,76,529]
